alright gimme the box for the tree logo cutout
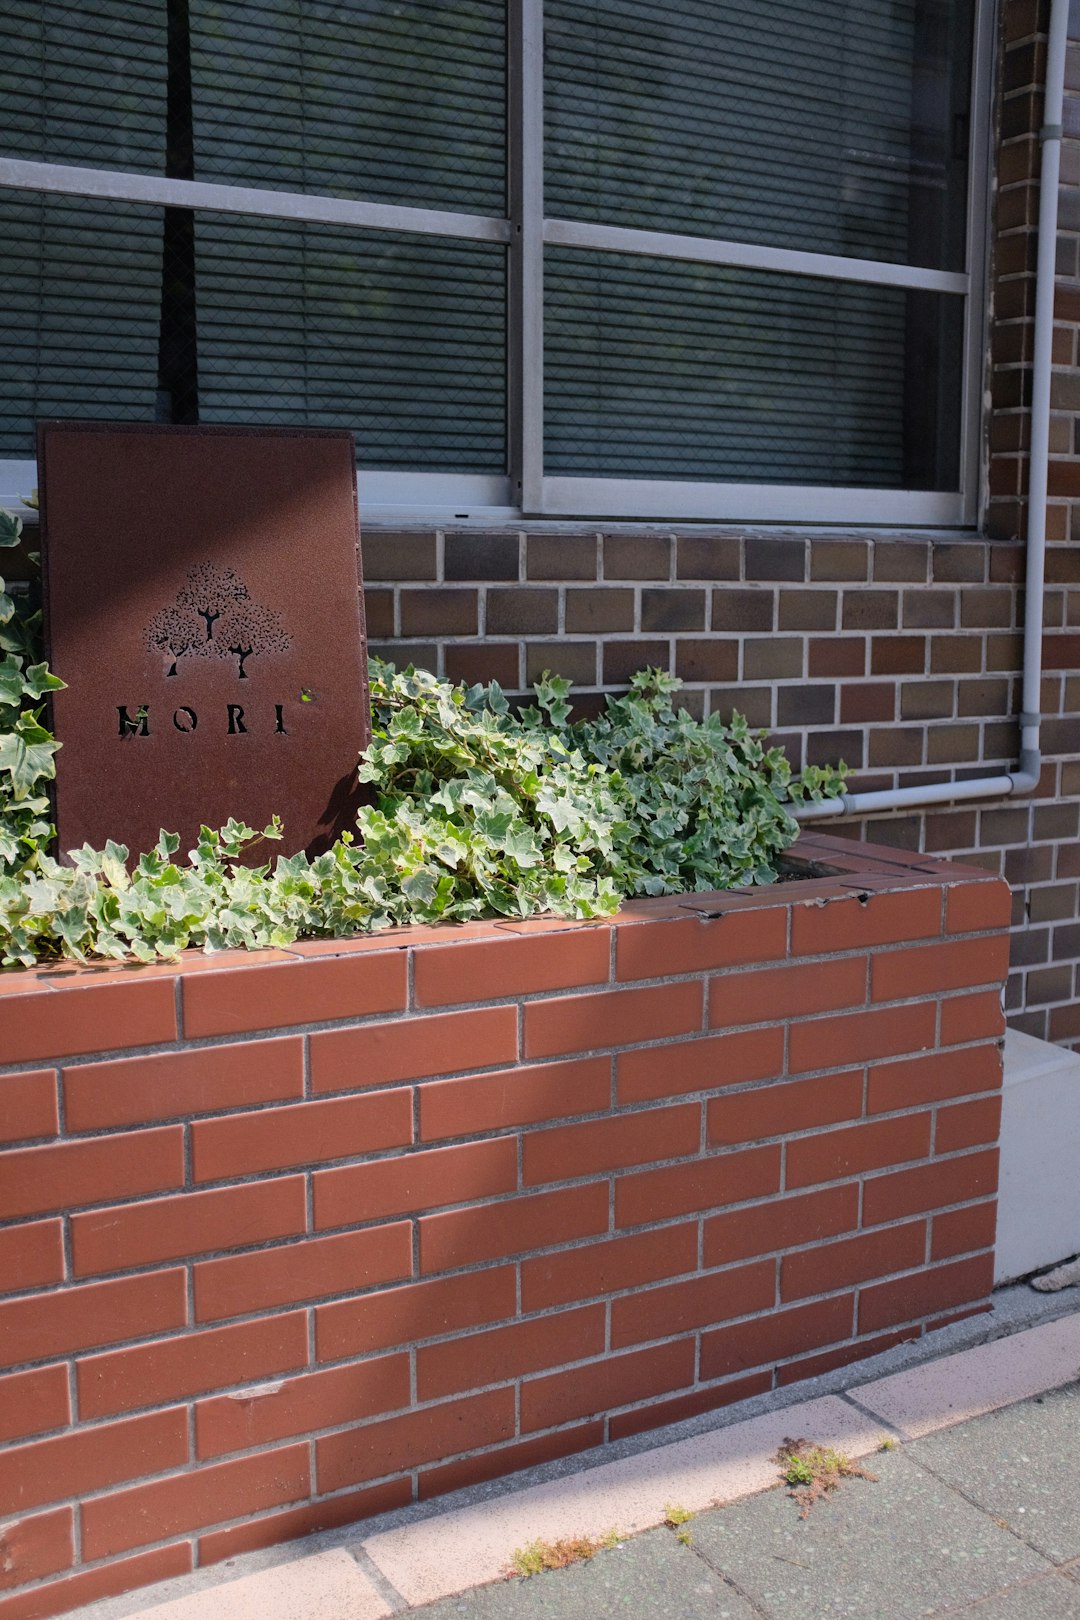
[146,564,290,680]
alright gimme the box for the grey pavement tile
[407,1529,756,1619]
[944,1573,1080,1618]
[688,1451,1050,1620]
[910,1383,1080,1565]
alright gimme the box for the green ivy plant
[0,504,65,883]
[0,634,845,967]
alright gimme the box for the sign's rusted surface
[39,422,370,861]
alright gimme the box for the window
[0,0,989,523]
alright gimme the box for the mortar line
[350,1543,410,1614]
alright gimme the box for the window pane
[545,248,963,490]
[546,0,975,272]
[0,189,506,473]
[191,0,506,212]
[0,1,167,172]
[0,190,163,453]
[0,2,506,214]
[196,218,506,472]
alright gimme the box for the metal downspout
[795,0,1067,824]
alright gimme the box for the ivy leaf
[0,724,60,798]
[22,663,67,699]
[0,656,23,705]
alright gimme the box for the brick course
[0,839,1008,1616]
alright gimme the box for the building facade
[1,0,1078,1043]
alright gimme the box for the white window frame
[0,0,994,525]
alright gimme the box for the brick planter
[0,833,1009,1618]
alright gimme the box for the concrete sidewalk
[71,1285,1080,1620]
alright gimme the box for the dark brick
[843,592,899,630]
[903,591,956,629]
[641,589,706,632]
[369,642,438,674]
[804,730,863,769]
[1043,716,1080,754]
[922,808,977,850]
[900,680,955,721]
[1045,545,1080,583]
[363,591,394,638]
[444,645,519,689]
[712,589,773,631]
[777,685,835,727]
[932,544,990,596]
[988,546,1026,583]
[929,637,983,674]
[926,724,981,763]
[873,542,929,583]
[676,535,741,580]
[603,535,671,580]
[957,678,1012,717]
[743,639,803,680]
[527,534,598,581]
[709,687,773,728]
[525,642,596,686]
[1028,883,1079,923]
[809,540,868,581]
[869,729,924,767]
[980,805,1031,845]
[1005,844,1053,885]
[961,589,1016,629]
[841,683,895,723]
[675,640,739,683]
[1053,920,1080,957]
[778,591,837,631]
[1027,965,1074,1005]
[565,589,634,633]
[871,637,926,675]
[809,638,865,678]
[399,590,477,637]
[983,633,1023,670]
[603,641,670,685]
[444,533,519,581]
[485,589,558,635]
[1033,802,1079,840]
[745,537,805,581]
[362,532,438,581]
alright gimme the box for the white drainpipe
[795,0,1067,824]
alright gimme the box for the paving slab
[687,1450,1051,1620]
[945,1574,1080,1618]
[910,1381,1080,1565]
[361,1394,884,1607]
[408,1528,756,1619]
[853,1312,1080,1439]
[121,1550,390,1620]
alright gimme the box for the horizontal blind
[0,190,162,455]
[190,0,506,212]
[196,218,507,471]
[545,0,972,271]
[0,1,167,172]
[545,247,963,489]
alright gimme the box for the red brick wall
[0,838,1009,1617]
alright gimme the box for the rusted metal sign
[40,422,370,860]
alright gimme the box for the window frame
[0,0,994,525]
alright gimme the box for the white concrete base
[995,1029,1080,1285]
